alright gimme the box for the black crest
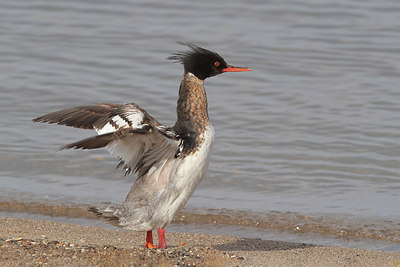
[168,42,228,80]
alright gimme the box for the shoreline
[0,199,399,245]
[1,217,400,266]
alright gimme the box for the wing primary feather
[61,134,114,150]
[61,126,153,150]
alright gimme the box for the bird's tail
[88,206,122,227]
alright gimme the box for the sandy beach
[1,217,400,267]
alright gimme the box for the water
[1,0,400,246]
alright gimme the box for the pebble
[21,240,32,246]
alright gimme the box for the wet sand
[1,217,400,266]
[1,200,399,243]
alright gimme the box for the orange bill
[222,65,252,72]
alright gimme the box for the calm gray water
[1,0,400,225]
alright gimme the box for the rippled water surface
[1,0,400,226]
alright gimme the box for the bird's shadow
[213,237,317,251]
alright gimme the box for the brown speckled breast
[173,72,210,155]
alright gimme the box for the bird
[32,43,251,249]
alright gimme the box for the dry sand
[1,217,399,267]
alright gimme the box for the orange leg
[144,230,157,249]
[144,228,167,249]
[157,228,167,249]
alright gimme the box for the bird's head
[168,43,251,80]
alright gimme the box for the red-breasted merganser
[33,43,251,249]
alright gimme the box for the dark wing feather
[61,126,152,150]
[33,103,122,129]
[33,103,161,132]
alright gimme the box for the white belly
[153,124,215,227]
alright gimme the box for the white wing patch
[124,111,145,127]
[112,115,128,128]
[95,110,144,135]
[95,122,117,135]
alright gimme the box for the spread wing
[33,103,181,177]
[33,103,157,132]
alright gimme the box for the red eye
[214,61,220,67]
